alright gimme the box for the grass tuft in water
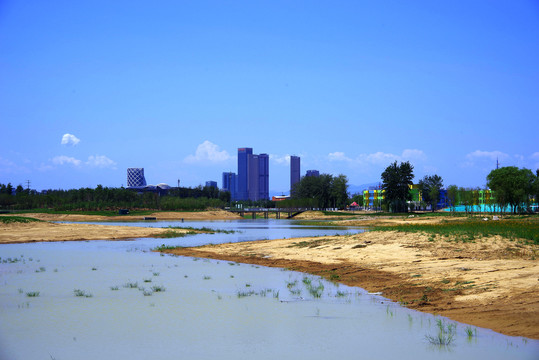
[73,289,93,298]
[151,285,166,292]
[26,291,40,297]
[426,319,456,346]
[123,281,139,289]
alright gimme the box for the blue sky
[1,0,538,194]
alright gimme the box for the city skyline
[1,1,538,193]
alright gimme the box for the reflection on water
[0,220,537,360]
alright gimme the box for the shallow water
[0,220,537,359]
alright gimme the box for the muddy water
[0,220,537,360]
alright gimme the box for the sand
[163,229,539,340]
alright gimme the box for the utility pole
[25,180,30,191]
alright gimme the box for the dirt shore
[0,221,179,244]
[5,209,242,222]
[162,230,539,340]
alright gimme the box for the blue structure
[205,181,217,188]
[127,168,147,188]
[306,170,319,177]
[237,147,269,202]
[290,156,300,194]
[222,172,237,200]
[237,148,253,201]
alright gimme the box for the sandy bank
[162,231,539,339]
[4,209,242,222]
[0,221,178,244]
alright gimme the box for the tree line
[0,184,231,211]
[281,173,349,209]
[380,161,539,214]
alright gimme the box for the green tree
[381,161,414,213]
[446,185,458,213]
[350,193,364,208]
[331,174,349,209]
[418,175,443,212]
[486,166,535,213]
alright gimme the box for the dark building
[222,172,237,200]
[237,147,269,202]
[237,148,253,201]
[306,170,320,177]
[205,181,217,188]
[290,156,300,194]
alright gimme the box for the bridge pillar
[252,212,256,219]
[276,212,280,219]
[264,212,268,219]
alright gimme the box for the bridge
[227,208,308,219]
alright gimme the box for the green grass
[73,289,93,297]
[0,216,42,224]
[25,291,40,297]
[288,238,333,248]
[153,226,235,239]
[425,319,456,346]
[372,218,539,245]
[150,285,166,292]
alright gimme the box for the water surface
[0,220,537,359]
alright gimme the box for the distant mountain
[348,182,382,195]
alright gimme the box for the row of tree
[380,161,539,213]
[284,174,349,209]
[2,163,537,214]
[0,184,231,211]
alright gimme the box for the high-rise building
[237,147,269,202]
[205,181,217,188]
[222,172,237,200]
[290,156,300,194]
[237,148,253,201]
[306,170,320,177]
[127,168,147,188]
[256,153,269,201]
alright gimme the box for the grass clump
[372,218,539,245]
[73,289,93,298]
[425,319,456,346]
[151,285,166,292]
[0,216,42,224]
[25,291,40,297]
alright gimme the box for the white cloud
[401,149,427,161]
[463,150,509,168]
[270,154,291,165]
[61,133,80,146]
[52,155,82,166]
[328,151,351,162]
[465,150,508,162]
[86,155,116,169]
[328,149,425,165]
[184,141,231,164]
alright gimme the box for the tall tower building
[222,172,237,200]
[127,168,147,188]
[257,154,269,201]
[290,156,300,195]
[237,148,253,201]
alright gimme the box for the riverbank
[161,230,539,340]
[0,209,242,222]
[0,221,183,244]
